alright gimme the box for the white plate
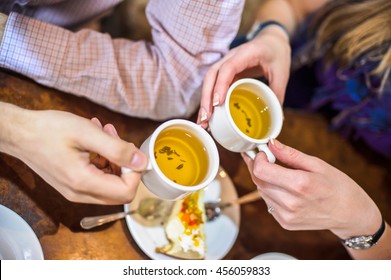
[252,252,297,260]
[0,205,44,260]
[124,167,240,260]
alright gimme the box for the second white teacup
[122,119,219,200]
[209,78,283,162]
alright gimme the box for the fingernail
[199,122,208,130]
[108,125,119,137]
[270,138,282,149]
[213,93,220,107]
[129,150,148,170]
[91,117,103,128]
[199,107,208,122]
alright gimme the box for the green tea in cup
[229,88,271,139]
[154,127,209,186]
[122,119,219,200]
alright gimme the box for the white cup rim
[224,78,283,143]
[148,119,219,191]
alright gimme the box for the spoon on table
[80,190,262,229]
[80,197,171,229]
[205,190,261,221]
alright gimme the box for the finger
[241,151,274,183]
[60,188,116,205]
[120,171,141,200]
[213,42,269,103]
[241,152,267,188]
[213,58,244,99]
[258,183,298,212]
[91,117,103,128]
[244,149,310,193]
[90,122,119,170]
[78,164,141,204]
[197,49,238,126]
[242,152,305,218]
[241,152,254,169]
[103,123,119,139]
[78,123,148,172]
[259,191,295,229]
[198,62,222,126]
[258,189,284,217]
[102,124,123,174]
[89,118,105,166]
[212,54,251,106]
[62,150,141,204]
[261,188,318,231]
[35,161,125,205]
[269,139,324,172]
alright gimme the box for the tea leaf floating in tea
[176,164,184,170]
[158,146,186,164]
[154,128,209,186]
[229,88,271,139]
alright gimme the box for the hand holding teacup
[209,78,283,162]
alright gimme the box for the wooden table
[1,70,390,260]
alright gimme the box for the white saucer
[0,205,44,260]
[124,167,240,260]
[252,252,297,260]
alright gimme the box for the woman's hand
[197,25,291,128]
[242,139,382,240]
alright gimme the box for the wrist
[340,218,386,250]
[332,202,383,240]
[247,20,290,42]
[0,12,8,46]
[330,202,383,250]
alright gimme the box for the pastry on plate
[156,190,206,259]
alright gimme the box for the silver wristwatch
[340,218,385,250]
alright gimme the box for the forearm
[0,1,244,120]
[329,183,390,259]
[0,102,30,158]
[255,0,297,35]
[328,184,390,260]
[255,0,329,35]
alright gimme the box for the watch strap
[246,20,290,41]
[230,20,290,49]
[370,217,386,244]
[341,218,385,249]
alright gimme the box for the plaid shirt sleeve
[0,0,244,120]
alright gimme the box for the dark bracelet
[246,20,290,41]
[340,218,386,250]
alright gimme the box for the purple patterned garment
[285,22,391,159]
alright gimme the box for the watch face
[344,236,373,250]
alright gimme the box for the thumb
[269,139,319,172]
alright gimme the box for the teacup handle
[121,161,153,174]
[245,143,276,163]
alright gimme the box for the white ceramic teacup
[209,78,283,162]
[122,119,219,200]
